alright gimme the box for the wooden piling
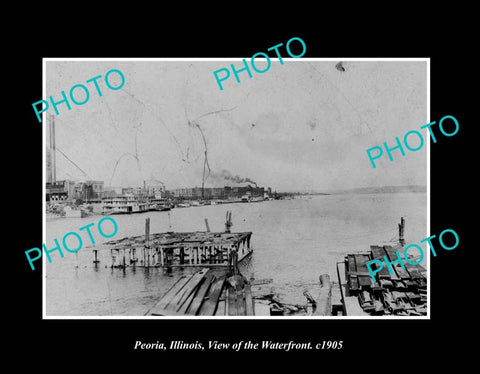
[245,282,254,315]
[131,247,137,264]
[399,217,405,246]
[312,274,332,316]
[145,217,150,246]
[225,211,232,233]
[145,218,151,267]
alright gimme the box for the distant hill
[328,185,427,195]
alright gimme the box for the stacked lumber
[342,244,428,316]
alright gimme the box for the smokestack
[49,116,56,183]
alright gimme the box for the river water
[45,193,427,316]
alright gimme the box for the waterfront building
[46,180,75,202]
[168,185,267,201]
[87,180,104,198]
[146,181,166,198]
[121,187,135,195]
[73,180,104,201]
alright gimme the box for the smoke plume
[209,169,257,187]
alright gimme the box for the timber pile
[146,268,255,316]
[341,244,427,316]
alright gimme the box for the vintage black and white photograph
[43,58,428,318]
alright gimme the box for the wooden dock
[146,268,255,316]
[90,214,253,269]
[94,230,253,269]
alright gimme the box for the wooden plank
[362,304,375,313]
[331,283,343,309]
[215,298,226,316]
[395,266,411,280]
[381,246,400,280]
[393,280,407,290]
[347,271,375,277]
[226,274,247,315]
[370,245,391,279]
[197,276,226,316]
[176,287,198,315]
[312,274,332,316]
[379,279,393,288]
[404,279,418,290]
[370,245,385,258]
[228,284,238,316]
[383,290,403,313]
[358,291,374,313]
[344,296,369,316]
[147,276,190,315]
[354,254,371,268]
[414,305,427,315]
[406,291,421,304]
[371,281,383,292]
[347,254,357,272]
[347,255,359,291]
[225,288,229,316]
[186,273,215,315]
[392,291,408,301]
[383,245,411,279]
[235,287,246,316]
[354,254,373,288]
[373,294,385,314]
[245,283,255,316]
[362,290,372,303]
[415,277,427,289]
[149,308,189,316]
[394,264,412,280]
[403,261,424,279]
[416,263,427,273]
[170,268,209,311]
[337,260,348,306]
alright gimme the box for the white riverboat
[102,195,149,215]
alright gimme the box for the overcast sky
[45,59,427,192]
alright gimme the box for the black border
[12,27,470,365]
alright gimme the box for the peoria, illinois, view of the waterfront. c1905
[44,59,428,318]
